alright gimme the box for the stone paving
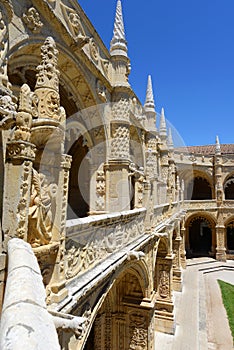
[155,258,234,350]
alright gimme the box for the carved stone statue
[28,169,56,247]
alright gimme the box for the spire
[159,107,167,139]
[110,0,128,57]
[167,128,174,149]
[215,135,221,155]
[144,75,155,113]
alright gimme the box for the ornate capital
[61,154,72,169]
[6,141,36,161]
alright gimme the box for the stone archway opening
[226,221,234,251]
[224,176,234,200]
[188,176,212,200]
[187,216,213,257]
[84,268,152,350]
[67,136,90,219]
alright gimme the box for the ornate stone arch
[224,215,234,227]
[185,212,217,256]
[83,259,152,349]
[224,218,234,252]
[223,172,234,200]
[185,211,217,228]
[185,169,214,200]
[154,236,170,291]
[7,39,100,113]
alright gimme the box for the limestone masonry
[0,0,233,349]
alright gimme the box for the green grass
[218,279,234,340]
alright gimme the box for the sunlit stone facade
[0,1,233,349]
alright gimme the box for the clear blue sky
[78,0,234,146]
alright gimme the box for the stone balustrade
[65,208,147,280]
[184,199,217,211]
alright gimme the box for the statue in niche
[28,169,56,247]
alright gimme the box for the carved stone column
[216,225,226,261]
[159,145,169,204]
[143,180,153,232]
[180,217,187,269]
[0,1,13,96]
[134,174,144,209]
[168,159,176,204]
[155,255,175,334]
[128,310,152,350]
[48,154,72,303]
[172,221,183,291]
[172,239,182,291]
[3,141,35,244]
[106,89,132,212]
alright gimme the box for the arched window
[188,176,212,200]
[226,221,234,251]
[188,217,213,256]
[68,136,90,219]
[224,177,234,200]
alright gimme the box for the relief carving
[96,80,107,102]
[34,37,66,122]
[89,38,99,64]
[96,170,105,211]
[23,7,43,33]
[112,94,130,120]
[13,84,33,141]
[66,213,145,279]
[129,313,147,350]
[158,268,170,299]
[111,123,129,159]
[16,160,33,239]
[60,2,88,46]
[28,169,57,247]
[0,7,11,93]
[6,141,36,161]
[0,94,16,129]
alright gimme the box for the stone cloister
[0,1,233,349]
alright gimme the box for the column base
[173,269,182,292]
[216,248,226,262]
[155,299,175,334]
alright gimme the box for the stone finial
[110,0,128,57]
[34,37,65,121]
[35,37,60,92]
[13,84,33,141]
[159,107,167,139]
[167,128,174,149]
[215,135,221,155]
[144,75,155,113]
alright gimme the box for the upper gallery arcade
[0,1,233,349]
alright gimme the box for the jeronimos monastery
[0,0,233,349]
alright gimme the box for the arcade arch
[84,263,152,350]
[185,214,216,257]
[224,175,234,200]
[181,170,213,200]
[225,219,234,252]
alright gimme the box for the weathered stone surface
[0,1,233,349]
[0,239,60,350]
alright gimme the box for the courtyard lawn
[218,279,234,340]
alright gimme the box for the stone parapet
[0,238,60,349]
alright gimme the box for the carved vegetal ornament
[34,37,65,122]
